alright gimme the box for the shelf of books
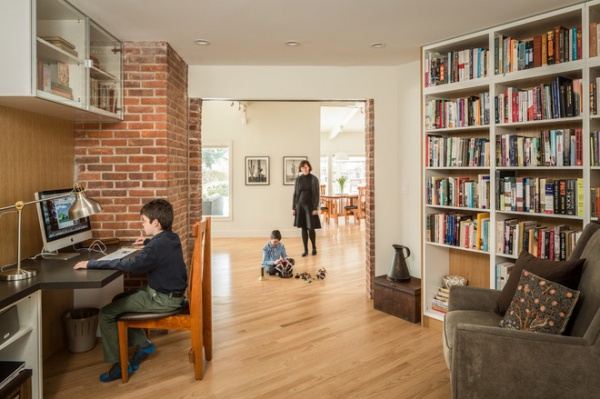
[421,2,600,322]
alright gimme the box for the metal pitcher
[387,244,411,282]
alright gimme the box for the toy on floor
[295,272,312,283]
[316,268,327,280]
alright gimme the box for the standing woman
[292,160,322,256]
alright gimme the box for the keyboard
[98,247,139,261]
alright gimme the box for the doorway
[191,99,376,297]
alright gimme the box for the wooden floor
[43,220,451,398]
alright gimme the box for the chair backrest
[357,186,366,217]
[188,218,211,320]
[320,184,326,196]
[567,222,600,337]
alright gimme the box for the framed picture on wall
[283,156,307,185]
[245,156,270,185]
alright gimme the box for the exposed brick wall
[365,99,375,298]
[188,98,203,222]
[74,41,191,291]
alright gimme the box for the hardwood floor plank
[43,221,450,398]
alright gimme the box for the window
[202,143,231,219]
[331,156,366,194]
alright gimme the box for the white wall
[189,63,422,277]
[202,100,321,237]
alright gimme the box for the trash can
[63,307,99,353]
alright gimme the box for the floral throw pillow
[499,269,580,335]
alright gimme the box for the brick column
[74,42,191,290]
[365,99,376,298]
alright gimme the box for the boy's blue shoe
[130,341,156,370]
[100,362,132,382]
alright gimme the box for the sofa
[443,222,600,398]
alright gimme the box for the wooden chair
[116,217,212,383]
[344,186,366,224]
[319,184,330,224]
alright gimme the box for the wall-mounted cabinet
[422,2,600,322]
[0,0,122,121]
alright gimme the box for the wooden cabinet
[0,0,122,121]
[422,2,600,322]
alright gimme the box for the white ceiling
[69,0,584,67]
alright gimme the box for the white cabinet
[0,292,42,399]
[0,0,122,121]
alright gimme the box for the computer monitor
[34,188,93,260]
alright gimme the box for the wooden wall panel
[0,105,74,265]
[449,250,490,289]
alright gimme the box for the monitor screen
[35,188,93,255]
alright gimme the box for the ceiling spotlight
[194,39,210,46]
[371,43,386,49]
[285,40,300,47]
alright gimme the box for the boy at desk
[73,199,187,382]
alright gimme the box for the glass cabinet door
[35,0,87,107]
[88,20,122,118]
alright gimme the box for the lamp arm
[0,192,74,214]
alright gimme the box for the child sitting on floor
[261,230,295,277]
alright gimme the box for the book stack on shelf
[495,25,582,74]
[424,47,489,87]
[591,187,600,218]
[496,173,583,217]
[426,175,490,209]
[425,94,491,129]
[495,261,515,290]
[496,76,582,124]
[591,131,600,165]
[426,212,490,251]
[90,79,118,113]
[496,129,583,167]
[432,287,450,314]
[496,220,581,260]
[40,36,78,58]
[426,136,490,167]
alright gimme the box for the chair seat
[344,205,358,210]
[118,300,189,321]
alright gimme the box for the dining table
[321,193,358,224]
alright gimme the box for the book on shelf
[496,261,515,290]
[40,35,79,57]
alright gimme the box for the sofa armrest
[451,323,598,398]
[448,285,500,312]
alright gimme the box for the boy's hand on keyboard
[73,261,89,270]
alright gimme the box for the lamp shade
[68,186,103,219]
[333,152,349,161]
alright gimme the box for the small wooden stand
[373,275,421,323]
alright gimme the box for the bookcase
[0,0,123,121]
[422,2,600,322]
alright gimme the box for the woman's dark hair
[298,160,312,172]
[271,230,282,240]
[140,199,174,230]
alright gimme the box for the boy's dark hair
[141,199,174,230]
[271,230,282,240]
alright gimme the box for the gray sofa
[443,222,600,398]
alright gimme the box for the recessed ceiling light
[194,39,210,46]
[285,40,300,47]
[371,43,386,49]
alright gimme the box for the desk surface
[0,246,123,310]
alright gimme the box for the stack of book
[432,287,450,314]
[51,81,73,100]
[40,36,78,58]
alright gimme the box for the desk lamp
[0,184,102,281]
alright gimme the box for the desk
[321,194,358,224]
[0,246,124,399]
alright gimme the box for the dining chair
[344,186,365,224]
[320,184,330,224]
[116,217,212,382]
